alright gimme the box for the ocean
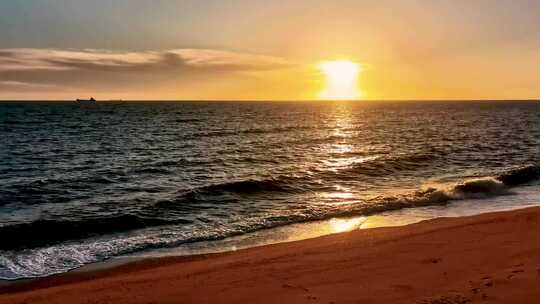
[2,100,540,280]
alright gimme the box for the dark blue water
[2,100,540,279]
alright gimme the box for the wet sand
[2,206,540,303]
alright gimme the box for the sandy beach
[2,206,540,303]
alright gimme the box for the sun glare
[329,217,365,233]
[318,60,362,100]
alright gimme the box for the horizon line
[1,99,540,103]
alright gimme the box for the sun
[317,60,362,100]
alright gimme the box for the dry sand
[2,206,540,303]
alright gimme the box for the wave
[1,176,516,271]
[154,172,525,233]
[0,175,118,207]
[0,215,191,251]
[13,175,512,251]
[0,171,536,280]
[146,159,212,167]
[318,165,540,221]
[496,165,540,186]
[11,175,116,189]
[194,178,300,194]
[328,153,439,179]
[240,125,316,135]
[174,118,201,123]
[183,125,317,139]
[2,120,46,125]
[362,178,510,213]
[155,178,302,211]
[235,178,513,225]
[133,167,173,175]
[4,164,540,248]
[2,165,540,277]
[339,165,540,218]
[0,178,299,251]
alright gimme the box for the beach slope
[2,207,540,303]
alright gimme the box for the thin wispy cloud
[0,48,289,72]
[0,80,59,93]
[0,48,291,98]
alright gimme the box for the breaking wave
[3,165,539,279]
[2,165,539,253]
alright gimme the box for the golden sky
[1,1,539,100]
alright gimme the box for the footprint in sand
[420,257,442,264]
[506,264,525,280]
[417,293,470,304]
[281,283,309,293]
[467,276,492,300]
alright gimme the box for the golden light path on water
[316,102,371,205]
[139,103,394,259]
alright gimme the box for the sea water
[2,100,540,279]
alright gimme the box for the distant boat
[76,97,96,102]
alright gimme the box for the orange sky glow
[1,1,539,100]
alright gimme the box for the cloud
[0,48,291,98]
[0,80,59,92]
[0,48,289,73]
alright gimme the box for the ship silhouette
[76,97,96,102]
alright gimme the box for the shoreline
[2,206,540,303]
[4,195,535,284]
